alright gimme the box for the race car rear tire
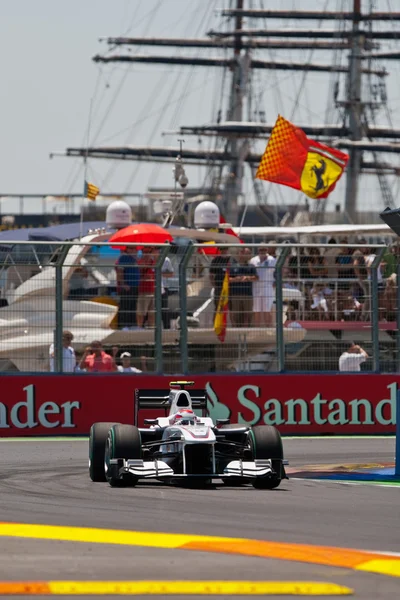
[249,425,283,490]
[89,422,117,482]
[105,424,142,487]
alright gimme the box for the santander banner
[0,374,397,437]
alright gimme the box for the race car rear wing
[134,388,208,423]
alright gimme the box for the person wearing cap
[117,352,147,373]
[49,330,77,372]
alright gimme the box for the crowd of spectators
[66,239,398,335]
[208,239,399,326]
[209,245,276,328]
[115,246,174,330]
[49,332,147,373]
[282,238,399,322]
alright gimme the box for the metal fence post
[275,246,290,372]
[371,248,385,373]
[178,243,194,374]
[154,244,171,374]
[55,244,69,373]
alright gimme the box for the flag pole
[80,97,94,240]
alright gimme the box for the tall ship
[56,0,400,229]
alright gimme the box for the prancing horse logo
[310,159,327,193]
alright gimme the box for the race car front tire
[249,425,283,490]
[105,424,142,487]
[89,422,117,482]
[220,424,249,486]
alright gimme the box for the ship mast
[55,1,400,226]
[224,0,244,225]
[344,0,363,223]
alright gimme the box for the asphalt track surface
[0,437,398,599]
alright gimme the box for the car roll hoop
[134,385,208,424]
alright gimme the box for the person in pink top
[79,340,118,373]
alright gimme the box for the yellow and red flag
[256,115,349,199]
[214,270,229,343]
[84,180,100,202]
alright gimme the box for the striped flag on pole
[213,270,229,343]
[84,181,100,201]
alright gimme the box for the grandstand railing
[0,240,398,375]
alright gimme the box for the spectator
[209,247,231,315]
[352,239,369,317]
[117,352,147,373]
[324,238,339,279]
[338,343,369,372]
[336,240,354,279]
[250,245,276,326]
[359,246,385,321]
[229,247,258,327]
[308,247,328,278]
[383,273,397,321]
[365,246,384,290]
[137,248,156,328]
[161,255,174,329]
[287,247,312,283]
[79,340,118,372]
[336,240,355,314]
[382,243,399,278]
[115,246,140,329]
[310,282,332,319]
[49,330,76,372]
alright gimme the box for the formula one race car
[89,381,288,489]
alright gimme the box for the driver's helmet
[171,409,197,426]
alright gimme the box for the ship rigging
[54,0,400,228]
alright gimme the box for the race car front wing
[108,458,285,480]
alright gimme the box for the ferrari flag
[84,181,100,202]
[214,270,229,343]
[256,115,349,199]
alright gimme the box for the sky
[1,0,399,219]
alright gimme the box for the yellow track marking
[356,559,400,577]
[0,522,399,579]
[0,581,353,596]
[0,523,232,549]
[182,539,386,569]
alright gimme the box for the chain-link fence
[0,240,399,374]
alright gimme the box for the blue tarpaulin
[0,222,111,247]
